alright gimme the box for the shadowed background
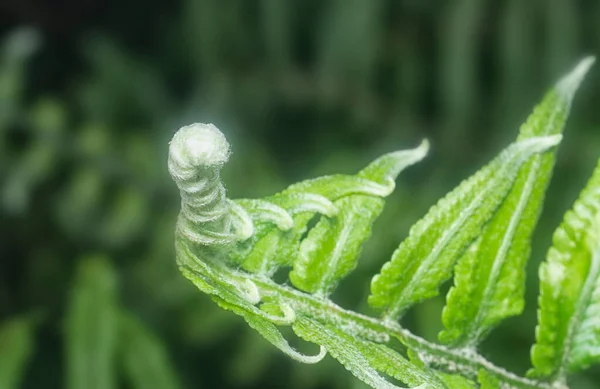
[1,1,600,388]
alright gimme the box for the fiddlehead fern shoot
[170,57,600,389]
[168,123,253,245]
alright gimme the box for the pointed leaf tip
[359,139,429,185]
[534,134,563,149]
[414,139,430,160]
[556,56,595,99]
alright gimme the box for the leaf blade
[290,195,384,295]
[215,298,326,364]
[289,143,429,295]
[369,134,562,319]
[530,156,600,379]
[440,58,594,346]
[360,341,447,389]
[293,317,419,389]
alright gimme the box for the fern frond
[293,317,439,389]
[289,194,385,295]
[215,297,326,364]
[434,372,477,389]
[286,140,428,294]
[529,156,600,381]
[169,57,596,389]
[477,370,500,389]
[439,56,595,346]
[369,134,562,319]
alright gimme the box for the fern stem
[212,263,553,389]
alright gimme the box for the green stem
[178,239,554,389]
[237,271,554,389]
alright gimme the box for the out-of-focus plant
[0,317,35,389]
[1,255,183,389]
[66,256,182,389]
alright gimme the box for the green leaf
[279,174,394,200]
[267,193,339,271]
[477,370,500,389]
[529,157,600,379]
[290,195,385,295]
[66,256,119,389]
[517,57,595,141]
[439,57,594,346]
[214,298,326,364]
[433,372,477,389]
[293,317,420,389]
[357,141,430,185]
[269,192,338,217]
[0,317,35,389]
[278,140,430,201]
[369,134,562,319]
[233,195,336,274]
[360,341,446,389]
[235,198,294,231]
[230,142,429,280]
[405,349,475,389]
[239,228,284,274]
[231,198,295,274]
[289,143,429,295]
[177,239,267,311]
[120,313,182,389]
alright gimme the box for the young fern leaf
[169,57,596,389]
[215,297,327,364]
[293,317,433,389]
[290,194,385,295]
[440,56,595,346]
[433,373,477,389]
[290,143,429,295]
[360,342,447,389]
[529,157,600,381]
[478,370,501,389]
[369,134,562,320]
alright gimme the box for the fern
[170,57,597,389]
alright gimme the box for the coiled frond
[168,123,252,245]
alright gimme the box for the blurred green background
[1,1,600,388]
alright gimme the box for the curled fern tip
[168,123,230,178]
